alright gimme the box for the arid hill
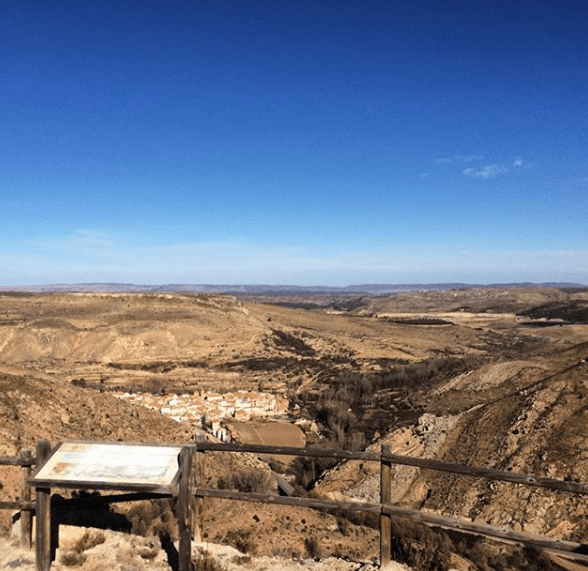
[0,371,379,565]
[1,289,588,570]
[354,286,588,319]
[318,343,588,527]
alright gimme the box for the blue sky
[1,0,587,286]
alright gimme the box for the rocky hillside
[318,342,588,544]
[2,290,588,570]
[0,372,378,563]
[356,287,588,318]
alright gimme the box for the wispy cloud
[38,229,116,250]
[432,155,530,180]
[462,157,529,179]
[463,164,510,179]
[434,155,484,165]
[2,230,586,286]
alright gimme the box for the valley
[1,286,588,570]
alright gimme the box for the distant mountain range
[1,282,585,295]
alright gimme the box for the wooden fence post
[20,449,33,550]
[193,434,206,542]
[178,446,193,571]
[380,443,392,569]
[35,441,52,571]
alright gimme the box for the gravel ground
[0,527,414,571]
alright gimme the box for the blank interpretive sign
[30,441,183,491]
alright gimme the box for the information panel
[31,441,183,491]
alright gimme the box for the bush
[193,549,228,571]
[60,551,86,567]
[59,530,106,567]
[126,499,178,539]
[217,468,273,494]
[390,518,452,571]
[222,529,256,554]
[290,455,338,490]
[305,536,321,559]
[68,530,106,553]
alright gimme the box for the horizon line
[1,281,586,292]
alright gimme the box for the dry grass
[217,468,274,494]
[193,549,229,570]
[59,530,106,567]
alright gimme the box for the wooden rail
[0,501,35,510]
[380,505,588,562]
[0,449,36,549]
[194,440,379,460]
[193,487,588,563]
[190,440,588,567]
[0,456,37,466]
[382,451,588,495]
[194,440,588,495]
[2,440,588,569]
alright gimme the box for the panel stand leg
[35,441,52,571]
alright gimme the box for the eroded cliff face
[317,343,588,544]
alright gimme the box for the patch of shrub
[60,530,106,567]
[271,328,316,356]
[305,536,321,559]
[448,531,564,571]
[217,468,273,494]
[71,530,106,553]
[271,546,302,559]
[344,509,379,529]
[192,549,228,571]
[389,518,452,571]
[520,546,562,570]
[126,499,178,539]
[60,551,86,567]
[290,454,338,490]
[223,529,256,554]
[232,555,251,565]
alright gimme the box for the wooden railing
[2,441,588,570]
[0,450,36,549]
[190,441,588,567]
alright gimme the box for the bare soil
[1,288,588,570]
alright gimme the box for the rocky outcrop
[318,343,588,544]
